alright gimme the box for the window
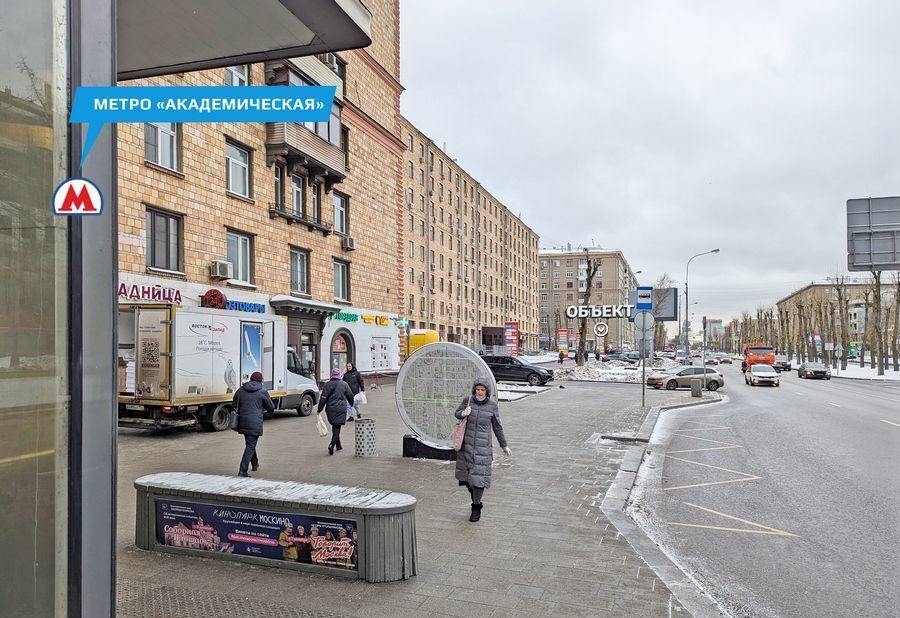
[225,142,251,197]
[553,283,560,290]
[225,65,249,86]
[553,271,560,278]
[311,182,321,220]
[408,161,413,178]
[407,188,413,205]
[408,214,414,231]
[566,271,573,277]
[145,209,181,272]
[419,220,425,236]
[407,134,414,151]
[342,126,350,169]
[333,260,350,301]
[291,174,305,216]
[333,193,348,234]
[227,230,253,283]
[408,241,414,258]
[419,170,425,186]
[274,165,285,208]
[290,248,309,294]
[144,122,178,170]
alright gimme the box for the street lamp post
[684,249,720,367]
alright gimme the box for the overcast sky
[399,0,900,323]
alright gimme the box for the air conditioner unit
[428,190,434,197]
[430,313,436,319]
[210,260,233,280]
[430,288,436,293]
[430,263,436,270]
[419,284,425,291]
[342,236,357,251]
[321,52,339,72]
[465,277,470,283]
[418,156,424,163]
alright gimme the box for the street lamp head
[711,248,720,253]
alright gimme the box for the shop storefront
[321,309,403,377]
[270,295,342,382]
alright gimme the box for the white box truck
[118,304,319,431]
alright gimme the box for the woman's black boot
[469,503,483,522]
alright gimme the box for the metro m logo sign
[53,178,103,215]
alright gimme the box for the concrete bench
[134,472,417,583]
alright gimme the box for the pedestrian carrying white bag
[315,412,329,437]
[353,391,367,405]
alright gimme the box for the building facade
[538,248,639,352]
[400,120,540,353]
[117,1,403,380]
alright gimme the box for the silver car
[745,364,780,387]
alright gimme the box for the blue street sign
[636,286,653,311]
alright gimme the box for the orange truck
[742,343,775,372]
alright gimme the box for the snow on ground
[831,365,900,381]
[518,353,559,364]
[551,358,679,383]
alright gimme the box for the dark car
[798,362,831,379]
[773,354,792,372]
[481,355,553,386]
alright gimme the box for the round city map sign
[395,343,497,449]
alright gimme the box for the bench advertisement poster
[156,499,358,570]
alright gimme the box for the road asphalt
[630,362,900,617]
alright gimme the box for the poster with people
[156,500,358,571]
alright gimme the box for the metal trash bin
[690,379,702,398]
[355,418,377,457]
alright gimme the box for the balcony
[266,122,346,193]
[268,202,333,236]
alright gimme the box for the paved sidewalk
[116,382,702,617]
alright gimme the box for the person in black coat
[343,362,365,421]
[317,368,354,455]
[232,371,275,476]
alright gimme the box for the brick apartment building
[116,0,406,380]
[400,121,541,352]
[538,247,639,352]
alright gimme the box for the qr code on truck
[142,340,160,366]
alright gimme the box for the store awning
[117,0,372,80]
[270,295,342,317]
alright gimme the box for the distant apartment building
[116,0,405,380]
[400,120,541,352]
[538,247,638,351]
[775,278,896,347]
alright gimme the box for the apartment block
[116,0,405,380]
[538,247,639,352]
[400,120,541,352]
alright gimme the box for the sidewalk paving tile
[116,381,696,617]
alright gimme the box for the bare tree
[893,274,900,372]
[832,276,850,370]
[575,255,601,367]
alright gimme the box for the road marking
[827,402,841,408]
[880,419,900,428]
[0,449,55,466]
[667,502,797,537]
[662,455,761,491]
[673,427,732,432]
[672,434,741,446]
[667,445,744,454]
[664,477,762,491]
[680,420,731,428]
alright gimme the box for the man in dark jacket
[318,368,354,455]
[343,362,365,421]
[233,371,275,477]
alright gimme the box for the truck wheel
[203,403,233,432]
[296,393,315,417]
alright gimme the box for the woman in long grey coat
[454,378,511,522]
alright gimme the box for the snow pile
[553,361,642,383]
[518,353,559,364]
[832,365,900,381]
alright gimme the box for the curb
[830,374,900,382]
[600,395,726,618]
